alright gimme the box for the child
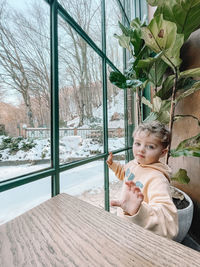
[107,121,178,239]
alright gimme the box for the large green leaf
[141,14,184,68]
[109,71,143,90]
[117,19,144,56]
[142,96,171,124]
[147,0,165,6]
[130,29,144,56]
[142,15,175,52]
[171,169,190,184]
[130,18,146,57]
[156,97,171,124]
[141,96,153,109]
[148,59,168,87]
[114,34,131,51]
[180,68,200,79]
[171,134,200,157]
[153,0,200,41]
[130,17,146,28]
[137,52,167,87]
[176,81,200,102]
[109,71,127,89]
[159,98,171,111]
[171,147,200,157]
[118,21,132,36]
[176,77,197,92]
[152,96,162,112]
[143,110,170,124]
[137,51,163,69]
[156,74,174,99]
[157,75,200,100]
[156,110,170,124]
[152,96,171,112]
[176,133,200,150]
[143,112,158,122]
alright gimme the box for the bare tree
[12,2,51,126]
[0,2,35,127]
[58,0,102,126]
[0,0,123,132]
[0,1,51,128]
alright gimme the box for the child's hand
[106,152,113,165]
[111,181,144,216]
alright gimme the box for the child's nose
[139,145,145,153]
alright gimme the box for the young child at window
[107,121,178,239]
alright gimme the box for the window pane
[107,66,125,151]
[0,176,51,225]
[109,151,126,214]
[58,0,102,49]
[60,161,106,208]
[58,16,104,164]
[0,0,51,181]
[106,0,123,72]
[127,88,134,156]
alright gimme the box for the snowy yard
[0,160,121,225]
[0,91,125,224]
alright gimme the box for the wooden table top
[0,193,200,266]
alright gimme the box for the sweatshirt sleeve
[107,161,125,181]
[124,177,178,239]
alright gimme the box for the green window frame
[0,0,147,212]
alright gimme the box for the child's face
[132,131,167,165]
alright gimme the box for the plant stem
[155,61,157,94]
[136,87,142,124]
[166,68,178,165]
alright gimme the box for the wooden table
[0,193,200,266]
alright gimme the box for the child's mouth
[137,154,145,158]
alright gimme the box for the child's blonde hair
[133,121,171,148]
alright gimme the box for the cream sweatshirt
[108,159,178,239]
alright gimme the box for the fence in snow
[24,128,124,139]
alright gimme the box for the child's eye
[147,145,155,149]
[134,142,140,146]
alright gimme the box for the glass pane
[0,0,51,181]
[106,0,123,72]
[109,151,126,214]
[127,88,134,158]
[0,176,51,225]
[60,161,105,209]
[58,0,101,49]
[0,164,50,182]
[107,66,125,151]
[58,16,104,164]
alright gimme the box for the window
[0,0,147,222]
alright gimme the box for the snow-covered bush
[0,136,35,154]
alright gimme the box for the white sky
[6,0,36,10]
[3,0,47,105]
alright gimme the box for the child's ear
[160,148,168,158]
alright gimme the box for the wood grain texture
[0,193,200,267]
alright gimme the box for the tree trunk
[23,92,34,127]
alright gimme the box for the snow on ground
[66,90,124,128]
[0,160,122,225]
[0,164,49,182]
[0,91,126,224]
[0,159,124,225]
[0,136,124,170]
[0,90,125,164]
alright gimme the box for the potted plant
[109,0,200,242]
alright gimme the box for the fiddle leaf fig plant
[109,0,200,184]
[141,14,184,68]
[150,0,200,40]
